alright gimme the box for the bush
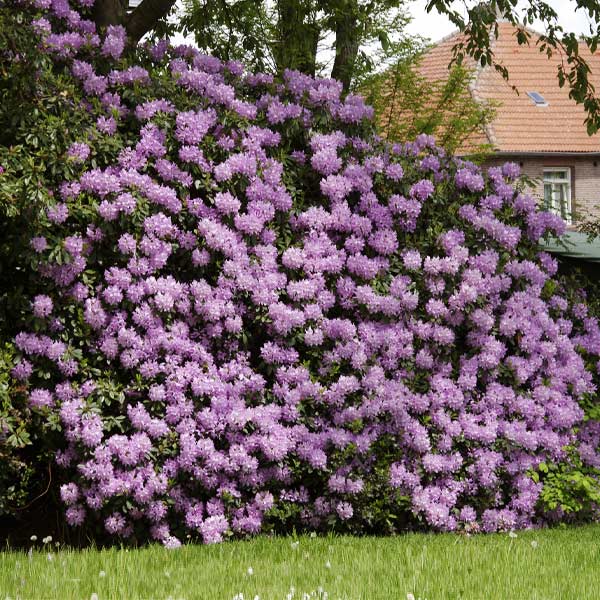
[2,0,600,546]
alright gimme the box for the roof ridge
[468,71,498,148]
[456,23,503,149]
[423,28,462,50]
[424,21,553,52]
[480,21,501,147]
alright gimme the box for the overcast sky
[406,0,596,42]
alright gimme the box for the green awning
[541,231,600,264]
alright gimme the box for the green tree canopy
[177,0,600,131]
[180,0,418,92]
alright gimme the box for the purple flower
[67,142,91,163]
[199,515,229,544]
[14,3,600,543]
[29,389,53,408]
[32,295,53,318]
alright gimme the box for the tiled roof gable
[417,22,600,154]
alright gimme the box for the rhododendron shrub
[5,0,600,545]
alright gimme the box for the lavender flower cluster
[12,0,600,545]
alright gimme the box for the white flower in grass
[99,570,106,578]
[508,530,518,539]
[30,535,37,542]
[407,594,416,600]
[46,553,53,562]
[531,540,539,548]
[290,540,299,550]
[247,566,254,576]
[324,560,331,569]
[90,594,99,600]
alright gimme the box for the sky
[406,0,596,43]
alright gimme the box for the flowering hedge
[3,0,600,546]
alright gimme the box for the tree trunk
[330,0,360,94]
[274,0,319,77]
[92,0,126,30]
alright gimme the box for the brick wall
[484,155,600,222]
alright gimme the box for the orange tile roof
[415,22,600,154]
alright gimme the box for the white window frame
[543,168,572,224]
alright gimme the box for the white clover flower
[508,530,518,539]
[407,594,416,600]
[99,570,106,578]
[247,566,254,576]
[324,560,331,569]
[531,540,538,548]
[291,540,300,549]
[90,594,99,600]
[42,536,52,544]
[30,535,37,542]
[46,553,53,562]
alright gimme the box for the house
[409,21,600,224]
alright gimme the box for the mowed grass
[1,525,600,600]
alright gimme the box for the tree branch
[125,0,178,43]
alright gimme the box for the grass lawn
[1,524,600,600]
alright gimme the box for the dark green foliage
[0,8,89,522]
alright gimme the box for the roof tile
[414,22,600,154]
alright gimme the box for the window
[543,168,572,223]
[527,91,548,106]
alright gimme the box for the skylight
[527,91,548,106]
